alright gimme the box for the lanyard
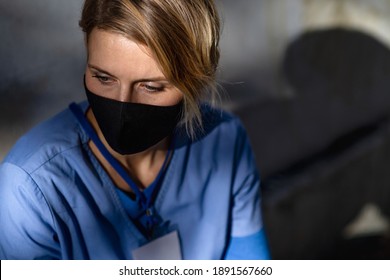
[69,103,174,232]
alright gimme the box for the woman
[0,0,269,259]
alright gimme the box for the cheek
[169,89,184,105]
[159,91,183,107]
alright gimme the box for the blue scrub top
[0,102,269,259]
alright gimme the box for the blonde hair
[79,0,221,138]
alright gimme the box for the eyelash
[141,84,165,93]
[92,74,113,85]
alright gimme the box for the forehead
[87,28,164,79]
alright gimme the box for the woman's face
[85,28,183,106]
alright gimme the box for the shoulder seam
[2,162,58,234]
[29,141,87,175]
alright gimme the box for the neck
[86,108,170,190]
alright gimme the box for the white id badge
[132,230,182,260]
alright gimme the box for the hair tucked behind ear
[79,0,221,138]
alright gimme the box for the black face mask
[85,83,182,155]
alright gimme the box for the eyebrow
[88,64,169,83]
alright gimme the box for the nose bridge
[118,83,132,102]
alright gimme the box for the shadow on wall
[234,27,390,259]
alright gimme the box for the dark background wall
[0,0,85,157]
[1,0,390,259]
[2,0,390,157]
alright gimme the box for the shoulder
[2,102,88,174]
[202,103,241,127]
[200,104,249,146]
[199,104,247,141]
[196,105,257,167]
[175,104,251,157]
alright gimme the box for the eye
[140,83,165,93]
[92,74,114,85]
